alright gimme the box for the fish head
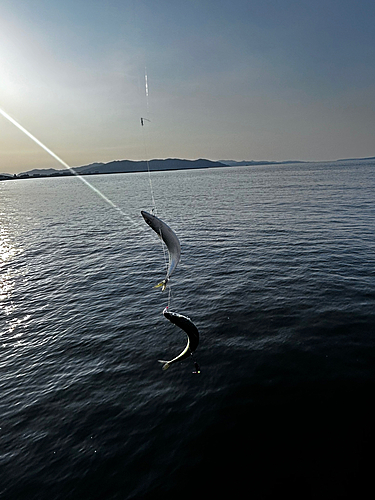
[141,210,162,234]
[163,306,172,320]
[141,210,153,227]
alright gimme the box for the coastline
[1,155,374,182]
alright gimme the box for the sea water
[1,160,375,499]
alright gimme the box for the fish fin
[158,360,170,370]
[154,280,167,291]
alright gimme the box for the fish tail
[154,279,168,291]
[158,360,170,370]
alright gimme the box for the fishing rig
[140,113,200,373]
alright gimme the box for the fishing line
[0,107,140,230]
[144,67,150,116]
[167,286,172,309]
[141,122,170,295]
[141,117,157,214]
[141,67,157,215]
[140,69,171,299]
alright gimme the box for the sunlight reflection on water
[1,211,25,336]
[1,229,18,263]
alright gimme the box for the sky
[1,0,375,174]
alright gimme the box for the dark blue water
[1,161,375,499]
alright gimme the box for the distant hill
[336,156,375,162]
[220,159,307,166]
[0,174,13,181]
[13,158,227,178]
[75,158,226,174]
[18,158,307,178]
[22,163,105,177]
[22,168,67,176]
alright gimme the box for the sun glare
[0,108,140,229]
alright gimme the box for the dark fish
[159,307,200,370]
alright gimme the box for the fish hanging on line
[141,210,181,291]
[158,307,200,371]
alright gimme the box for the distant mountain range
[220,159,306,166]
[1,158,306,180]
[336,156,375,162]
[1,155,374,181]
[3,159,226,179]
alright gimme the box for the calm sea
[1,161,374,499]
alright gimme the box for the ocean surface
[1,160,374,499]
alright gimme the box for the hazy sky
[1,0,374,173]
